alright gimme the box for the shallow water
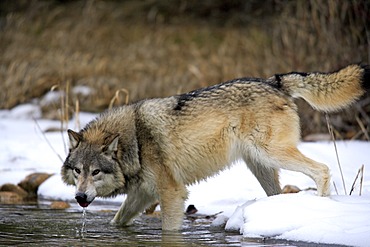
[0,201,343,246]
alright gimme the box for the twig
[350,130,363,141]
[355,115,370,141]
[333,181,339,195]
[57,84,67,155]
[355,102,370,125]
[109,88,130,109]
[75,99,80,130]
[50,85,59,92]
[65,80,70,123]
[50,84,68,155]
[326,114,347,195]
[349,164,365,196]
[349,166,361,195]
[359,165,365,196]
[33,118,63,163]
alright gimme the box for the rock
[282,184,301,194]
[185,204,198,215]
[0,183,28,199]
[99,209,114,213]
[50,201,70,209]
[0,172,53,204]
[18,172,53,199]
[0,191,23,204]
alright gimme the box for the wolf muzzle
[75,192,91,208]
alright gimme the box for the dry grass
[0,0,369,139]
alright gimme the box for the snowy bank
[224,193,370,247]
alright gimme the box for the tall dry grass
[0,0,369,139]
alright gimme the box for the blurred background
[0,0,369,139]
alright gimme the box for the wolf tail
[270,64,370,112]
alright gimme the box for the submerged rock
[0,191,23,204]
[18,172,53,200]
[0,172,53,204]
[0,183,28,204]
[50,201,70,209]
[185,204,198,215]
[0,183,28,198]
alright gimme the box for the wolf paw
[110,218,133,227]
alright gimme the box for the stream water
[0,201,344,246]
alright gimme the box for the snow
[234,193,370,246]
[72,85,95,96]
[39,90,64,107]
[1,103,370,246]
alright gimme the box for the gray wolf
[62,64,369,231]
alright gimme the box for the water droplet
[80,207,87,238]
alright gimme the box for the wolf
[62,64,369,231]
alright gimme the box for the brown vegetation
[0,0,369,139]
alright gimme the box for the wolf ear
[67,129,82,150]
[102,135,119,157]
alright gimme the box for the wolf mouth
[77,201,90,207]
[75,192,92,208]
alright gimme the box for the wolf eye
[92,169,100,176]
[74,168,81,174]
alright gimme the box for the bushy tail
[269,64,370,112]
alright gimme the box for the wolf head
[61,129,126,208]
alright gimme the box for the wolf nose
[75,192,88,207]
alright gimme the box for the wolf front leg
[111,188,156,226]
[157,171,188,231]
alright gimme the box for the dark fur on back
[174,77,269,111]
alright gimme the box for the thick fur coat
[62,64,369,230]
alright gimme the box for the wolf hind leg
[111,189,156,226]
[243,156,281,196]
[261,146,331,196]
